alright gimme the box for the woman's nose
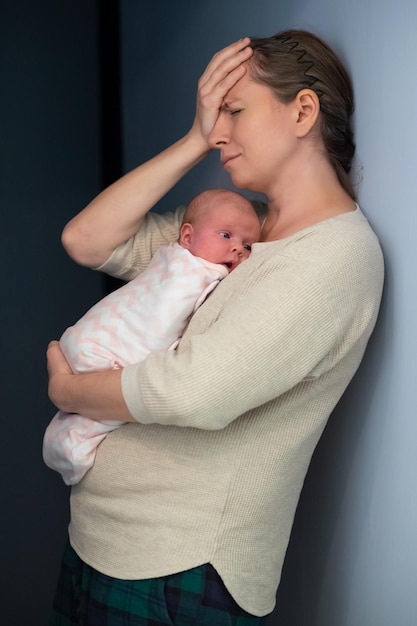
[208,115,230,148]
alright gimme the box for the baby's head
[179,189,261,272]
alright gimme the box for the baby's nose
[232,241,244,254]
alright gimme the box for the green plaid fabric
[50,542,267,625]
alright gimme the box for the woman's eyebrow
[220,100,240,111]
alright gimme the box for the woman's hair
[249,30,356,199]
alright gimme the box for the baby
[43,188,261,485]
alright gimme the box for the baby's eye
[219,231,230,239]
[243,244,252,252]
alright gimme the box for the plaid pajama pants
[50,542,268,625]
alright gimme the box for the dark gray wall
[1,2,103,623]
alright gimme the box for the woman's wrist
[177,128,212,166]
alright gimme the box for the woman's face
[208,72,298,196]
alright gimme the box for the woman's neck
[261,198,356,241]
[261,164,356,242]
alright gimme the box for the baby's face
[185,202,260,272]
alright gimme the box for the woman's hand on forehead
[192,38,253,142]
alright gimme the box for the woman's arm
[62,38,253,269]
[47,263,337,427]
[47,341,135,421]
[48,38,254,418]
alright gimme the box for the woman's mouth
[221,154,239,168]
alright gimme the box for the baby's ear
[179,223,194,249]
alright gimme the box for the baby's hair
[182,188,258,226]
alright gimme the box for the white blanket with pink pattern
[43,243,227,485]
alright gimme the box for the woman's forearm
[61,38,252,270]
[62,132,211,269]
[47,341,135,422]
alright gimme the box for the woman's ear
[179,223,194,249]
[294,89,320,137]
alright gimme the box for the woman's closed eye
[229,109,242,116]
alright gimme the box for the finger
[47,340,62,364]
[47,339,60,351]
[198,48,253,114]
[191,38,252,142]
[205,62,247,98]
[197,61,247,132]
[203,37,251,78]
[200,39,252,90]
[47,340,71,375]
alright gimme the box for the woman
[47,30,384,625]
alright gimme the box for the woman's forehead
[223,73,273,106]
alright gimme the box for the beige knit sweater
[69,205,384,617]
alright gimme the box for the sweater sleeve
[96,207,186,281]
[121,257,342,430]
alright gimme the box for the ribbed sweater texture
[69,206,384,616]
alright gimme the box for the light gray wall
[121,1,417,624]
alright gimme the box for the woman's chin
[230,175,260,194]
[228,173,251,190]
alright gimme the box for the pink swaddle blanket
[43,243,227,485]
